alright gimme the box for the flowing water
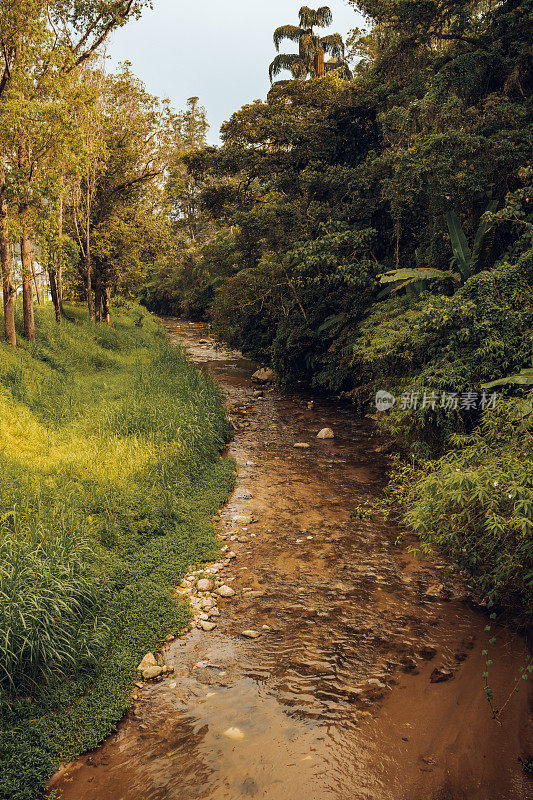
[50,319,532,800]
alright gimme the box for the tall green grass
[0,303,235,800]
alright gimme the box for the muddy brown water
[50,319,532,800]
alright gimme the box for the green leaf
[482,367,533,389]
[379,268,454,285]
[445,211,473,280]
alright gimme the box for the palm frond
[316,6,333,26]
[320,33,344,59]
[299,6,333,28]
[269,54,306,82]
[273,25,305,51]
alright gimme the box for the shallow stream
[50,319,532,800]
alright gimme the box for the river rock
[241,630,261,639]
[223,727,244,741]
[316,428,334,439]
[137,652,157,671]
[430,667,453,683]
[142,665,163,680]
[200,620,217,631]
[424,584,445,600]
[217,585,236,597]
[294,442,310,449]
[197,578,214,592]
[234,513,255,525]
[252,367,276,383]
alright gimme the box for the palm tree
[269,6,352,83]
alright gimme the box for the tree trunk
[86,184,94,320]
[102,285,111,325]
[94,285,102,322]
[31,260,41,304]
[20,207,35,340]
[48,269,61,324]
[314,48,325,78]
[57,190,63,309]
[0,163,16,346]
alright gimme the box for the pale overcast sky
[108,1,365,143]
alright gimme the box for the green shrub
[397,396,533,617]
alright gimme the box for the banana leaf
[379,268,453,284]
[482,367,533,389]
[445,211,472,280]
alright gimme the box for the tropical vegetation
[0,1,532,797]
[146,2,533,618]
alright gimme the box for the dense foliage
[146,1,533,617]
[0,306,234,800]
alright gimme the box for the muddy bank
[50,319,532,800]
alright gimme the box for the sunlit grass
[0,302,235,800]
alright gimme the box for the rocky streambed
[50,319,532,800]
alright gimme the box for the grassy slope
[0,304,235,800]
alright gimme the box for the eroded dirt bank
[50,319,532,800]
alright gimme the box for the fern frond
[269,54,305,82]
[316,6,333,26]
[320,33,344,59]
[273,25,305,50]
[299,6,333,28]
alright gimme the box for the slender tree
[269,6,351,82]
[0,162,16,344]
[86,66,173,323]
[0,0,151,342]
[166,97,209,240]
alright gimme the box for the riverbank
[50,319,532,800]
[0,307,235,800]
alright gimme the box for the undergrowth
[0,303,235,800]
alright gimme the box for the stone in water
[217,585,236,597]
[242,630,261,639]
[224,727,245,741]
[251,367,276,383]
[137,652,157,671]
[142,665,163,680]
